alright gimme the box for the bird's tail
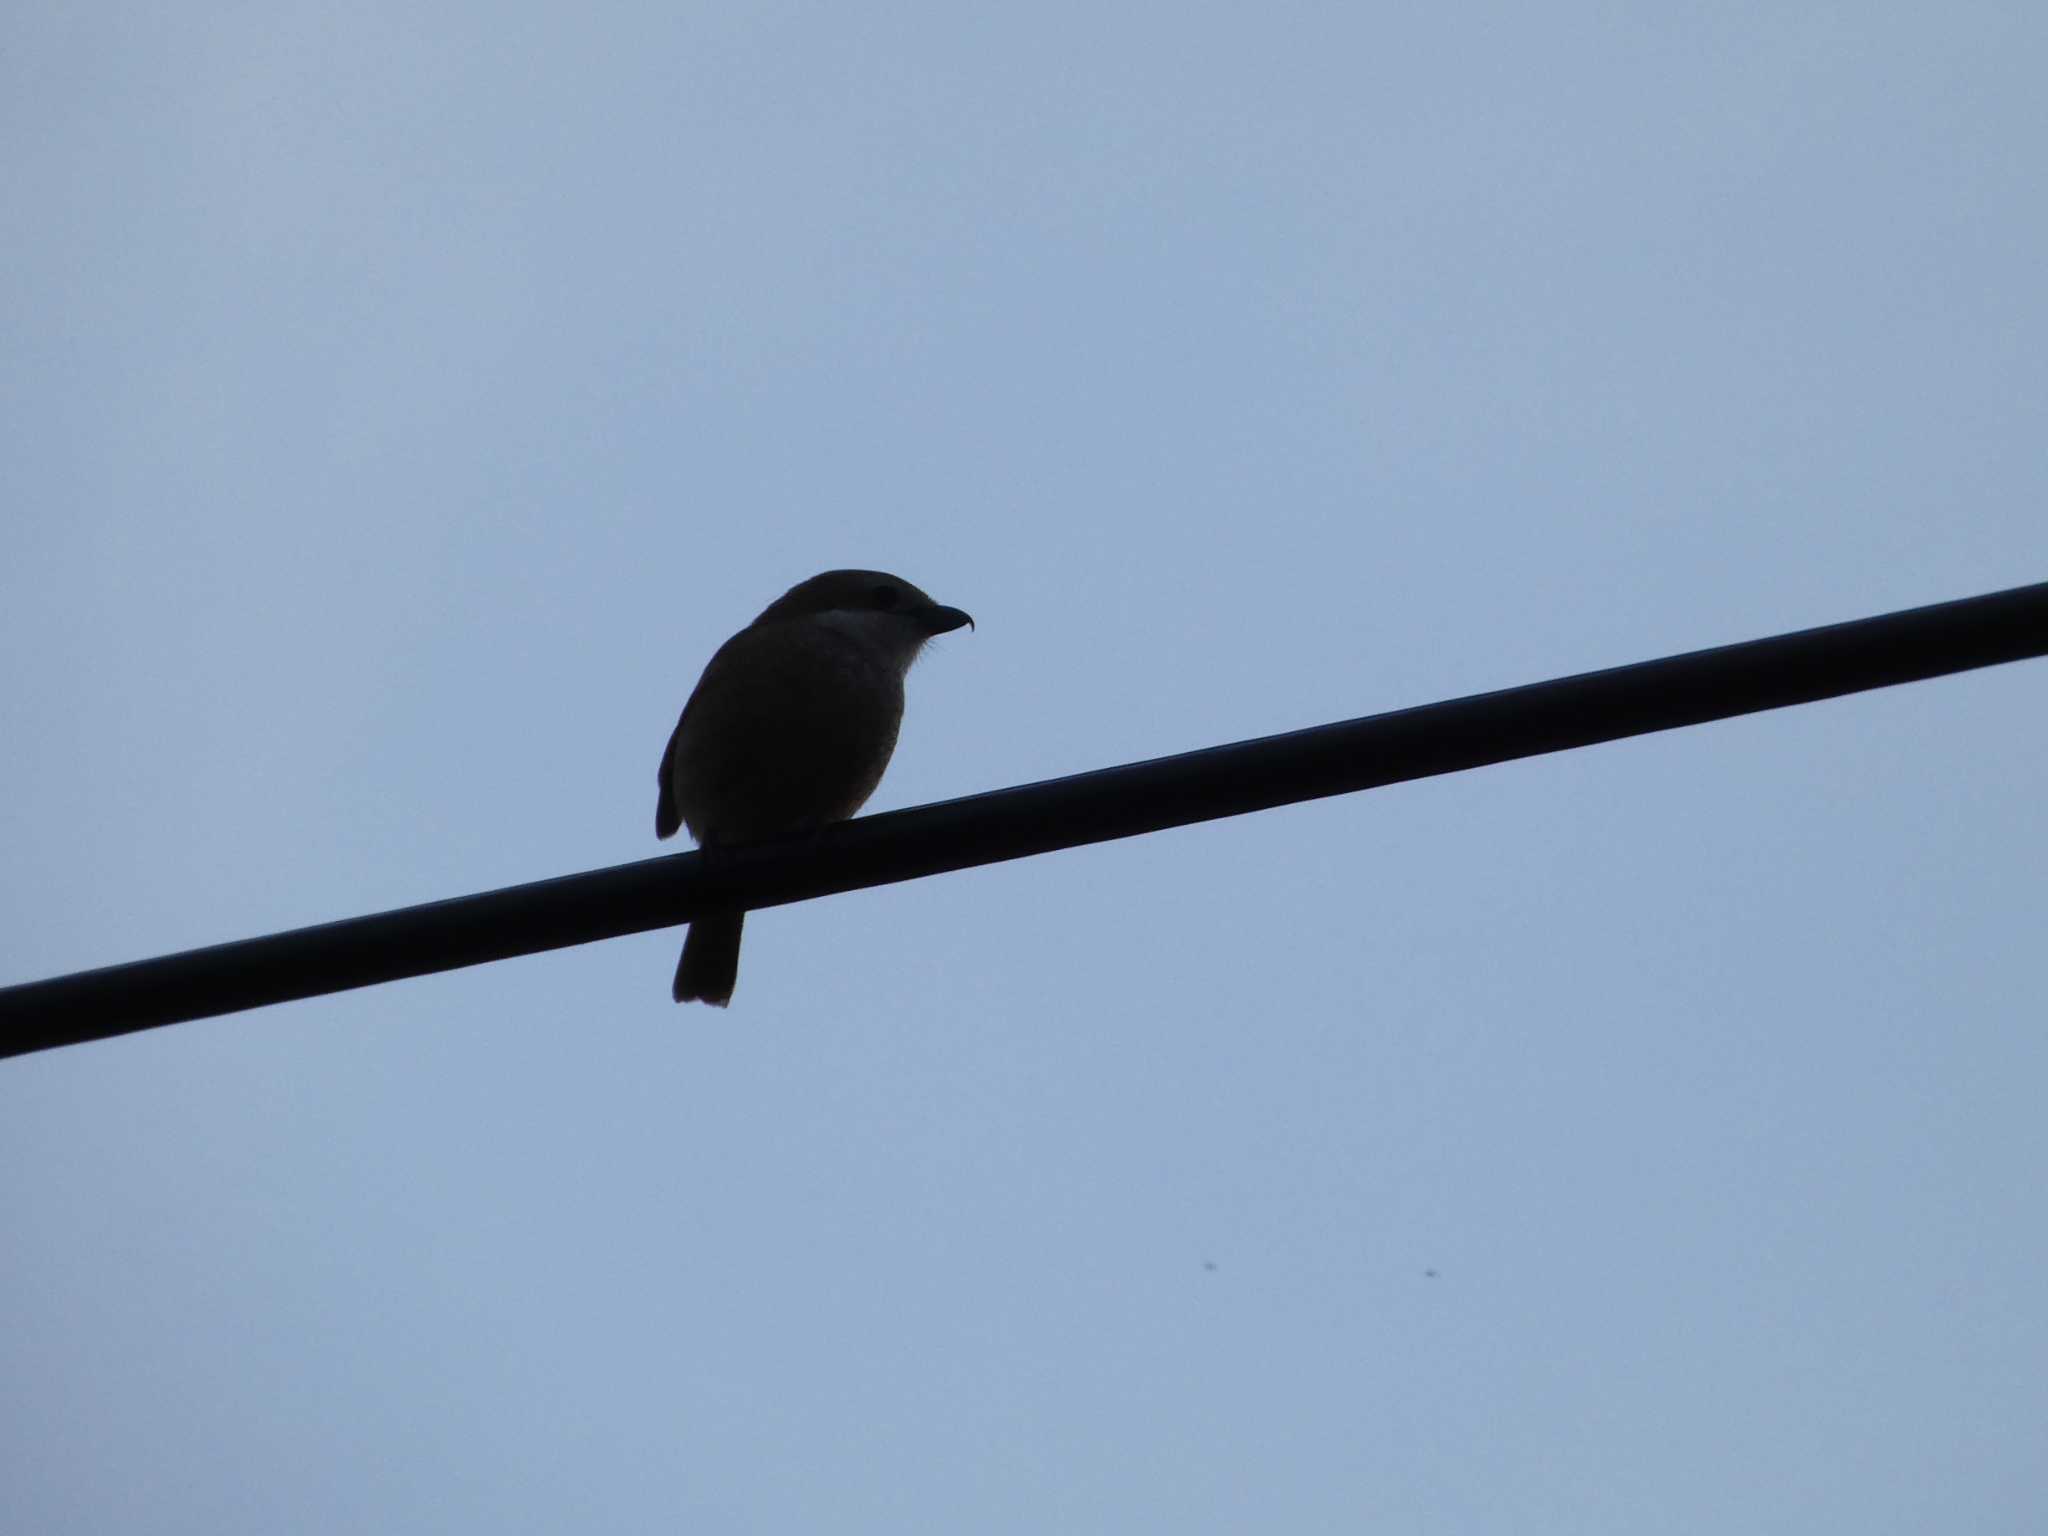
[673,911,744,1006]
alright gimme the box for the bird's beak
[918,604,975,635]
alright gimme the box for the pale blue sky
[4,3,2046,1531]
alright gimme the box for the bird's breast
[668,621,908,845]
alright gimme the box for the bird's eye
[870,584,901,609]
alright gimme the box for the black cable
[4,578,2044,1060]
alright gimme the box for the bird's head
[755,569,974,667]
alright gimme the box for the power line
[4,578,2044,1060]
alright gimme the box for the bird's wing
[655,709,686,839]
[657,628,751,841]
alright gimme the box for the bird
[655,569,974,1005]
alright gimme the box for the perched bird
[655,570,974,1005]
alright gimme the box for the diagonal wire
[3,578,2044,1060]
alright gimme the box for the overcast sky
[4,3,2045,1531]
